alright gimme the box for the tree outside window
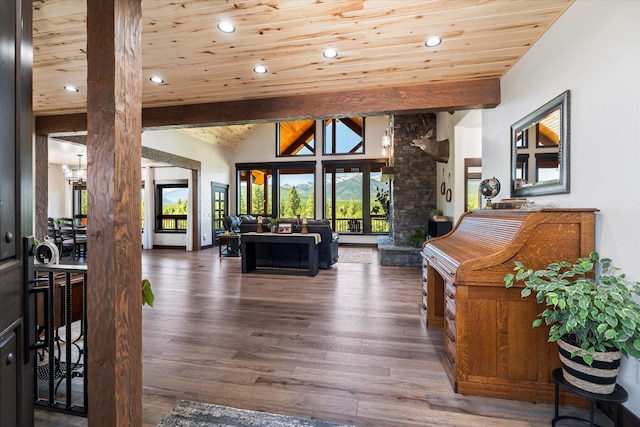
[155,183,188,231]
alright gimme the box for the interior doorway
[212,182,229,247]
[464,158,482,212]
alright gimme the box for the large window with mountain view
[155,181,188,232]
[323,117,365,154]
[323,160,389,234]
[237,163,315,219]
[279,167,315,218]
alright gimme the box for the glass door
[211,182,229,246]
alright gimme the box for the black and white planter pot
[557,335,622,395]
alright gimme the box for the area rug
[337,246,372,264]
[157,400,355,427]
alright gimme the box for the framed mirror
[511,90,569,197]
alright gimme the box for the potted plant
[267,217,279,233]
[504,252,640,394]
[409,227,428,248]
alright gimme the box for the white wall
[482,0,640,415]
[231,116,390,244]
[435,110,482,222]
[47,164,71,219]
[142,129,232,247]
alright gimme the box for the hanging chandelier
[63,154,86,185]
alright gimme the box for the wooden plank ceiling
[33,0,573,151]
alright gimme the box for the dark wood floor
[35,246,613,426]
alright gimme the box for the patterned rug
[337,246,372,264]
[157,400,355,427]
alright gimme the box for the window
[278,167,315,218]
[277,120,315,156]
[238,168,273,217]
[155,182,188,232]
[72,184,88,218]
[323,117,365,154]
[323,160,387,234]
[237,163,315,219]
[464,158,482,212]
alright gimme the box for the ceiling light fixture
[149,76,164,84]
[425,36,442,48]
[253,65,267,74]
[323,48,338,59]
[63,85,79,92]
[63,154,86,185]
[217,21,236,34]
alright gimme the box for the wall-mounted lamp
[381,129,391,157]
[381,117,395,182]
[63,154,86,185]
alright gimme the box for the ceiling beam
[35,78,499,135]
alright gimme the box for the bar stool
[552,368,628,427]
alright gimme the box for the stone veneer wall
[391,113,438,246]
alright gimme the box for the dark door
[212,183,229,246]
[0,0,34,425]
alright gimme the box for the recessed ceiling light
[323,48,338,59]
[149,76,164,84]
[217,21,235,34]
[63,85,79,92]
[253,65,267,74]
[425,36,442,48]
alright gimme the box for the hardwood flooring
[35,247,613,426]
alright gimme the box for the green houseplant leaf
[504,252,640,365]
[142,278,155,307]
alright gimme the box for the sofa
[239,218,339,269]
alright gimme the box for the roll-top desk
[421,209,598,403]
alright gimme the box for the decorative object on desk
[256,216,263,233]
[492,198,528,210]
[505,252,640,394]
[479,176,501,208]
[277,222,292,234]
[301,217,308,234]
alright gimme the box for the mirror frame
[510,90,570,197]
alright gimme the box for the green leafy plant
[504,252,640,365]
[371,188,390,222]
[142,279,154,307]
[409,227,428,247]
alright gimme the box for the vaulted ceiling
[34,0,573,152]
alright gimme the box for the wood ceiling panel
[34,0,573,150]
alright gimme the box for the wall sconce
[381,117,394,182]
[381,129,391,157]
[63,154,86,185]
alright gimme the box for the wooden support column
[35,134,48,241]
[86,1,143,426]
